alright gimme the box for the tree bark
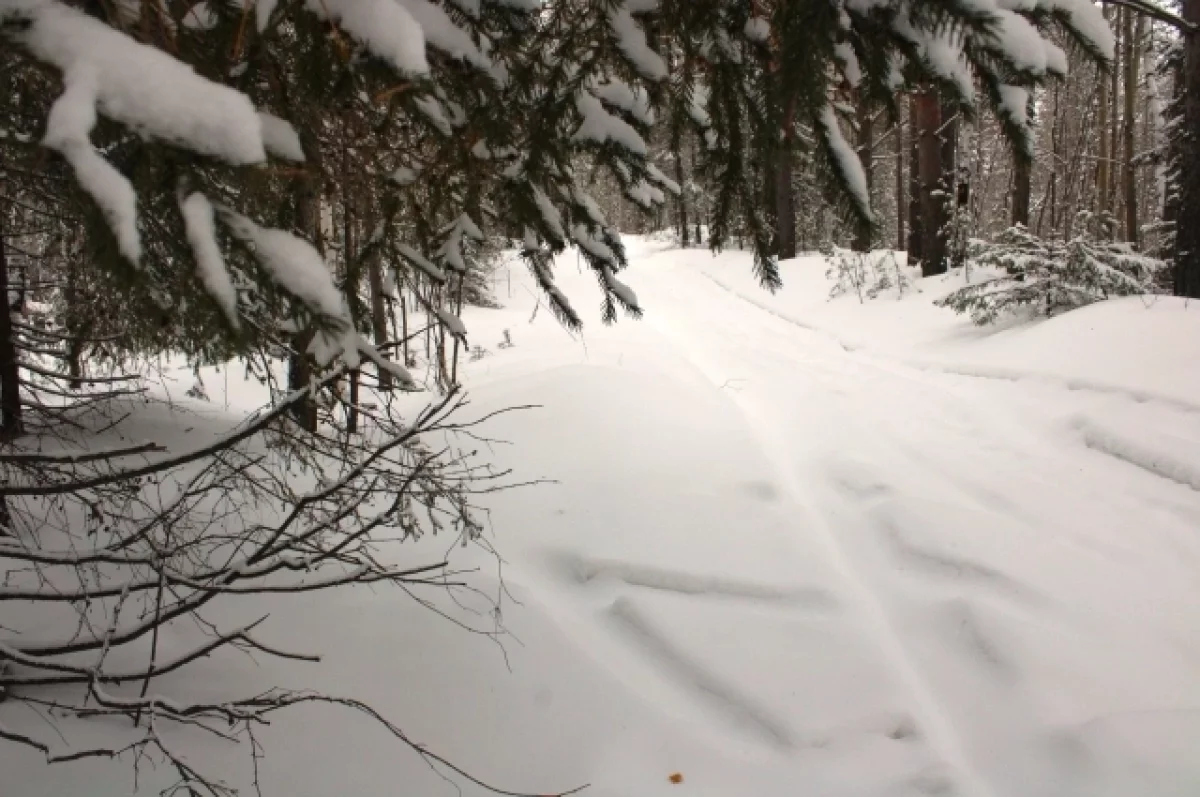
[895,115,905,252]
[673,137,690,247]
[0,211,22,440]
[914,88,946,275]
[773,144,797,260]
[1122,9,1143,246]
[288,138,322,432]
[1108,12,1122,219]
[1098,42,1111,220]
[853,91,875,252]
[1037,81,1062,236]
[1174,0,1200,296]
[907,94,924,262]
[1012,155,1032,227]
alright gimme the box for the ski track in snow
[642,270,1000,797]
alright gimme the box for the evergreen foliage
[936,217,1165,325]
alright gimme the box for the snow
[571,224,616,265]
[257,112,305,162]
[991,9,1053,74]
[392,164,422,186]
[434,308,468,340]
[179,192,240,330]
[42,69,141,265]
[182,1,217,30]
[572,186,609,228]
[303,0,429,75]
[415,95,453,135]
[590,78,655,126]
[997,85,1031,144]
[818,106,871,220]
[531,185,567,243]
[397,242,447,283]
[1038,0,1116,60]
[602,265,639,309]
[437,214,484,272]
[6,240,1200,797]
[894,14,975,103]
[256,0,278,30]
[833,41,862,87]
[645,163,681,195]
[217,210,347,325]
[744,16,770,42]
[3,0,266,165]
[573,91,649,155]
[395,0,490,70]
[608,4,668,80]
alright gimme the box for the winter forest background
[3,0,1200,795]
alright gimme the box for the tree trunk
[346,369,360,434]
[853,91,875,252]
[1098,46,1111,219]
[895,115,905,252]
[450,274,465,387]
[367,257,390,388]
[341,148,359,436]
[1108,12,1122,219]
[1012,155,1032,227]
[907,94,924,262]
[1174,0,1200,296]
[1037,81,1062,236]
[400,274,411,367]
[673,138,690,247]
[1122,9,1142,246]
[63,256,88,390]
[773,144,797,260]
[914,88,946,275]
[0,212,22,440]
[289,148,322,432]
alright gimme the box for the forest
[3,1,1200,796]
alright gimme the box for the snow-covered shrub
[824,246,913,303]
[937,218,1165,325]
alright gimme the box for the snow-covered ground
[6,238,1200,797]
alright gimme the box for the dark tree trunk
[450,273,465,387]
[1174,0,1200,296]
[0,214,22,440]
[914,89,946,275]
[1108,13,1121,218]
[940,96,958,195]
[63,257,88,390]
[907,94,924,263]
[1098,36,1111,220]
[673,140,689,247]
[346,369,360,434]
[289,164,322,431]
[853,91,875,252]
[1012,155,1032,228]
[773,144,797,260]
[1122,10,1142,246]
[367,252,391,390]
[895,115,905,252]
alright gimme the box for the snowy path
[470,240,1200,797]
[7,240,1200,797]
